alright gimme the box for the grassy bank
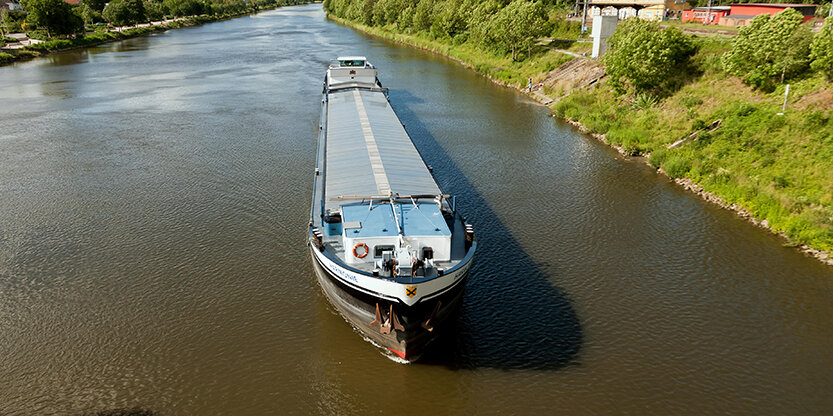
[327,16,576,93]
[329,15,833,261]
[555,45,833,255]
[0,19,197,65]
[0,4,313,66]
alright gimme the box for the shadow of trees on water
[390,89,583,371]
[79,409,159,416]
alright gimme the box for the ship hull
[309,245,469,361]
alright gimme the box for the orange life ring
[353,243,369,258]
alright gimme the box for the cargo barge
[308,56,476,361]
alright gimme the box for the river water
[1,4,832,415]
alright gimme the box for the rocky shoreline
[563,118,833,267]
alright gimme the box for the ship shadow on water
[389,90,583,371]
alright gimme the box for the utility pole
[706,0,713,24]
[829,1,832,17]
[581,0,588,34]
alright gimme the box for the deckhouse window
[375,245,394,258]
[339,60,366,67]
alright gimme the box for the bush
[602,19,696,96]
[722,8,811,91]
[26,38,73,50]
[810,17,833,81]
[26,30,50,40]
[648,148,668,167]
[0,52,13,64]
[633,93,658,109]
[679,94,703,109]
[664,156,691,178]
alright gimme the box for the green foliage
[79,4,104,26]
[164,0,205,17]
[488,0,548,60]
[549,15,579,39]
[26,38,72,50]
[0,52,13,64]
[145,1,166,21]
[810,17,833,81]
[648,147,668,167]
[431,0,472,39]
[412,0,434,31]
[2,10,26,33]
[103,0,146,26]
[633,93,658,109]
[664,156,691,178]
[0,9,8,38]
[467,0,501,46]
[85,0,109,12]
[722,8,810,91]
[321,0,833,253]
[602,19,695,96]
[20,0,84,36]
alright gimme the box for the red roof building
[682,6,731,24]
[719,3,818,26]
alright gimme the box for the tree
[103,0,146,25]
[722,8,809,91]
[163,0,205,17]
[412,0,434,32]
[602,18,695,95]
[79,3,103,26]
[810,17,833,81]
[398,4,414,30]
[1,8,9,38]
[85,0,109,12]
[145,1,166,21]
[431,0,471,39]
[489,0,548,60]
[123,0,147,23]
[20,0,84,36]
[468,0,501,47]
[371,0,388,26]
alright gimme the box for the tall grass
[556,38,833,250]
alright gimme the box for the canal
[1,4,832,415]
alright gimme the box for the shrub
[0,52,13,64]
[602,19,696,95]
[679,94,703,109]
[26,38,72,50]
[810,17,833,81]
[772,174,790,189]
[20,0,84,36]
[664,156,691,178]
[722,8,811,91]
[648,148,668,167]
[633,93,658,109]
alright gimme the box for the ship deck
[323,89,441,212]
[311,83,472,281]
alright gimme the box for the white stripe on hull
[310,244,471,306]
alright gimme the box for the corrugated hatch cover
[325,89,441,210]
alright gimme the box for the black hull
[309,247,467,361]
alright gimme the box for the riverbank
[327,15,833,266]
[0,19,195,65]
[0,3,315,66]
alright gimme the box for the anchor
[421,301,442,332]
[370,303,382,328]
[380,304,404,334]
[370,303,404,334]
[390,304,404,332]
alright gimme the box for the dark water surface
[1,4,832,415]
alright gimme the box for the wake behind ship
[308,57,476,361]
